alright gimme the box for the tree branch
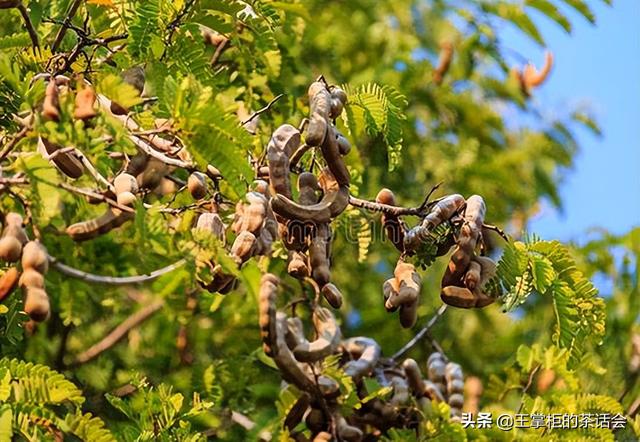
[51,0,83,52]
[391,304,448,360]
[17,4,39,51]
[72,300,165,365]
[240,94,285,127]
[50,257,186,285]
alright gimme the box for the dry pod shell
[18,268,44,289]
[114,173,139,195]
[0,267,19,302]
[321,283,343,309]
[23,287,50,322]
[21,241,48,274]
[0,236,22,262]
[74,86,97,120]
[42,81,61,121]
[37,137,84,179]
[231,231,257,263]
[116,191,137,207]
[188,172,207,200]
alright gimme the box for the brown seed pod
[317,375,340,398]
[206,164,222,180]
[293,307,341,362]
[114,173,138,195]
[66,208,133,241]
[306,82,331,147]
[382,277,400,312]
[259,273,279,356]
[399,301,417,328]
[521,51,554,93]
[267,124,300,199]
[463,260,482,291]
[0,236,22,262]
[42,80,61,121]
[376,189,405,252]
[23,287,50,322]
[424,380,446,402]
[336,132,351,155]
[433,42,454,85]
[0,267,19,302]
[320,127,350,187]
[37,137,84,179]
[195,212,226,242]
[440,285,475,309]
[389,375,410,407]
[231,231,257,263]
[321,282,343,309]
[297,172,320,205]
[188,172,207,200]
[388,261,421,308]
[343,337,382,381]
[404,194,465,252]
[428,354,446,383]
[137,158,170,190]
[274,313,317,392]
[336,416,363,442]
[232,192,268,235]
[309,224,331,287]
[116,191,137,207]
[21,241,48,274]
[73,86,97,120]
[402,358,426,397]
[18,268,44,289]
[287,251,309,279]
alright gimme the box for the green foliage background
[0,0,637,440]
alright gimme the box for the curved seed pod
[336,132,351,155]
[309,224,331,287]
[114,173,138,195]
[343,337,382,381]
[399,301,417,328]
[0,236,22,262]
[116,191,137,207]
[259,273,279,356]
[320,127,350,187]
[387,261,420,309]
[287,251,309,279]
[195,212,226,241]
[321,283,343,309]
[424,380,446,402]
[433,42,454,85]
[284,394,310,431]
[0,267,19,302]
[336,416,363,442]
[3,213,28,245]
[376,189,405,252]
[42,80,60,121]
[441,285,475,309]
[271,184,349,224]
[267,124,300,199]
[446,362,463,384]
[293,307,341,362]
[382,277,399,312]
[475,255,497,287]
[73,86,97,120]
[463,260,482,291]
[231,231,257,263]
[66,209,133,241]
[329,97,344,120]
[312,431,331,442]
[523,51,553,90]
[424,194,466,229]
[389,376,410,406]
[285,316,305,350]
[19,268,44,289]
[306,82,331,147]
[126,153,149,176]
[37,137,84,179]
[23,287,50,322]
[21,241,48,274]
[298,172,320,206]
[331,87,347,106]
[402,358,426,397]
[274,313,316,392]
[233,192,267,235]
[188,172,207,200]
[137,158,170,190]
[317,375,340,398]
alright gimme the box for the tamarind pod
[285,317,305,350]
[428,352,444,366]
[448,393,464,410]
[433,42,454,85]
[389,376,410,407]
[331,87,347,106]
[201,268,236,294]
[473,291,495,308]
[116,191,137,207]
[231,231,257,263]
[389,261,421,307]
[66,210,119,241]
[474,255,497,288]
[293,307,341,362]
[42,80,60,121]
[309,224,331,287]
[447,379,465,396]
[423,380,446,402]
[329,97,344,120]
[319,127,350,187]
[463,260,482,291]
[274,313,317,392]
[306,408,327,434]
[234,192,268,235]
[217,277,238,295]
[306,82,331,147]
[523,51,553,88]
[312,431,332,442]
[270,185,349,224]
[382,278,400,312]
[402,358,426,397]
[126,154,149,176]
[298,172,320,206]
[336,132,351,155]
[321,283,343,309]
[37,137,84,179]
[254,227,275,257]
[445,362,463,388]
[343,337,382,381]
[137,158,170,190]
[287,251,310,279]
[428,357,446,383]
[317,375,340,398]
[73,86,97,120]
[21,241,48,274]
[441,285,476,309]
[231,201,245,234]
[0,1,20,9]
[114,173,139,195]
[23,287,50,322]
[424,194,465,229]
[463,195,486,232]
[336,416,363,442]
[267,124,300,199]
[376,189,405,252]
[399,301,417,328]
[0,236,22,262]
[195,212,226,241]
[259,273,279,356]
[18,268,44,289]
[0,267,19,302]
[188,172,207,200]
[284,394,311,431]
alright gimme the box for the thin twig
[51,0,83,52]
[17,4,39,50]
[72,300,165,365]
[0,125,29,161]
[391,304,448,360]
[517,364,541,413]
[349,195,444,217]
[57,182,134,213]
[241,94,285,127]
[0,176,29,186]
[210,38,230,66]
[50,257,186,285]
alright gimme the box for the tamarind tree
[0,0,637,441]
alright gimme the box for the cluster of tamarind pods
[259,273,466,441]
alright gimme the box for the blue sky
[501,0,640,243]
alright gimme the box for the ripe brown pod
[321,282,343,309]
[21,241,48,274]
[287,251,309,279]
[383,277,400,312]
[392,261,421,306]
[376,188,405,252]
[195,212,226,241]
[23,287,50,322]
[37,137,84,179]
[343,337,382,381]
[42,80,61,121]
[116,191,137,207]
[293,307,341,362]
[336,416,363,442]
[309,224,331,287]
[114,173,138,195]
[73,86,97,120]
[399,301,417,328]
[306,82,331,147]
[402,358,426,397]
[441,285,475,309]
[187,172,207,200]
[463,260,482,290]
[0,267,19,302]
[18,268,44,289]
[0,236,22,262]
[231,231,257,263]
[259,273,279,356]
[267,124,300,199]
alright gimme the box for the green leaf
[484,2,545,45]
[561,0,596,23]
[526,0,572,33]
